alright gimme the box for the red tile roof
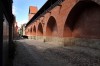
[29,6,38,14]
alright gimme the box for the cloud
[17,19,28,27]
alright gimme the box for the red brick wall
[46,16,58,37]
[29,14,35,20]
[37,23,43,36]
[25,0,100,40]
[32,25,36,36]
[72,4,100,39]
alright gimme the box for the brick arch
[64,1,100,38]
[37,23,43,36]
[32,25,36,36]
[30,27,32,33]
[46,16,58,37]
[29,27,33,36]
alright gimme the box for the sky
[13,0,47,27]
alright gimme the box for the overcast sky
[13,0,47,27]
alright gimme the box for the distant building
[13,21,19,39]
[20,23,26,36]
[28,6,38,20]
[22,23,26,36]
[18,27,22,37]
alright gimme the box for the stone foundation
[64,38,100,50]
[44,37,100,49]
[36,36,44,41]
[32,36,36,40]
[28,36,100,49]
[28,36,32,39]
[44,36,64,45]
[28,36,36,40]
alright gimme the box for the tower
[28,6,38,20]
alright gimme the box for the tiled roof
[29,6,38,14]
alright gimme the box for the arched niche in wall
[64,1,100,39]
[33,25,36,36]
[46,16,58,37]
[30,27,32,33]
[37,23,43,36]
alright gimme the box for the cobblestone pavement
[13,39,100,66]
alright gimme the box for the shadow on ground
[13,40,100,66]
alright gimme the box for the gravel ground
[13,39,100,66]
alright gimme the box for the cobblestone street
[13,39,100,66]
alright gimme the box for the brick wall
[25,0,100,45]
